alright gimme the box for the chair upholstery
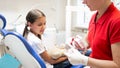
[71,65,84,68]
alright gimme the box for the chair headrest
[0,14,6,29]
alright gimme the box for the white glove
[64,46,88,65]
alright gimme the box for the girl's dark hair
[23,9,46,38]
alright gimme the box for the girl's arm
[40,50,67,64]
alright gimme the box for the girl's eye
[37,22,46,26]
[38,24,42,26]
[44,22,46,25]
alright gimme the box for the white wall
[0,0,67,44]
[0,0,66,31]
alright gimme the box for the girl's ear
[27,22,31,30]
[27,22,31,27]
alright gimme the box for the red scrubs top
[88,3,120,60]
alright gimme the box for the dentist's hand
[64,47,88,65]
[65,35,87,54]
[72,35,86,50]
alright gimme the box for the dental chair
[0,14,46,68]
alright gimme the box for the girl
[23,9,69,68]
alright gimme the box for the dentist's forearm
[87,57,119,68]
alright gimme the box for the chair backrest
[0,14,46,68]
[1,29,46,68]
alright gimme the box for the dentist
[65,0,120,68]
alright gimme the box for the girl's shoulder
[27,32,42,43]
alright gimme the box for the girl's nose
[42,25,46,29]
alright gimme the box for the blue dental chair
[0,14,46,68]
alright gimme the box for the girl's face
[29,17,46,35]
[83,0,104,11]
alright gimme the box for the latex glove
[64,47,88,65]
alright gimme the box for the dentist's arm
[65,42,120,68]
[87,42,120,68]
